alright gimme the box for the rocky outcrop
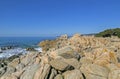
[1,34,120,79]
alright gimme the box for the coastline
[0,34,120,79]
[0,36,55,58]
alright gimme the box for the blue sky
[0,0,120,36]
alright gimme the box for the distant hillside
[95,28,120,38]
[82,33,96,36]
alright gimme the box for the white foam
[0,48,28,58]
[34,47,42,52]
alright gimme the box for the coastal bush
[95,28,120,38]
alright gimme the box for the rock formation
[1,34,120,79]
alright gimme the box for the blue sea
[0,37,56,58]
[0,37,56,48]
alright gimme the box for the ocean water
[0,37,56,48]
[0,37,56,58]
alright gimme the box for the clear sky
[0,0,120,37]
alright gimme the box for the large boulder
[59,51,80,60]
[49,58,74,71]
[8,58,20,68]
[49,46,80,60]
[20,64,40,79]
[20,52,39,66]
[33,64,51,79]
[80,64,109,79]
[63,69,84,79]
[64,58,80,69]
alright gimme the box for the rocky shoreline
[0,34,120,79]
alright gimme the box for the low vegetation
[95,28,120,38]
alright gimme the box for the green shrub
[95,28,120,38]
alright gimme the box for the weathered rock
[108,69,120,79]
[49,68,57,79]
[20,64,40,79]
[1,46,14,50]
[106,64,120,71]
[0,62,7,68]
[1,70,24,79]
[0,74,18,79]
[41,55,50,64]
[80,57,93,64]
[8,58,20,68]
[49,46,80,60]
[16,63,25,71]
[63,69,84,79]
[0,67,6,77]
[83,49,118,66]
[80,64,109,79]
[20,52,39,66]
[33,64,51,79]
[94,51,118,66]
[59,51,80,60]
[26,47,35,51]
[13,70,25,78]
[49,58,74,71]
[3,66,16,76]
[64,58,80,69]
[84,74,107,79]
[54,74,63,79]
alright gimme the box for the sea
[0,37,56,58]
